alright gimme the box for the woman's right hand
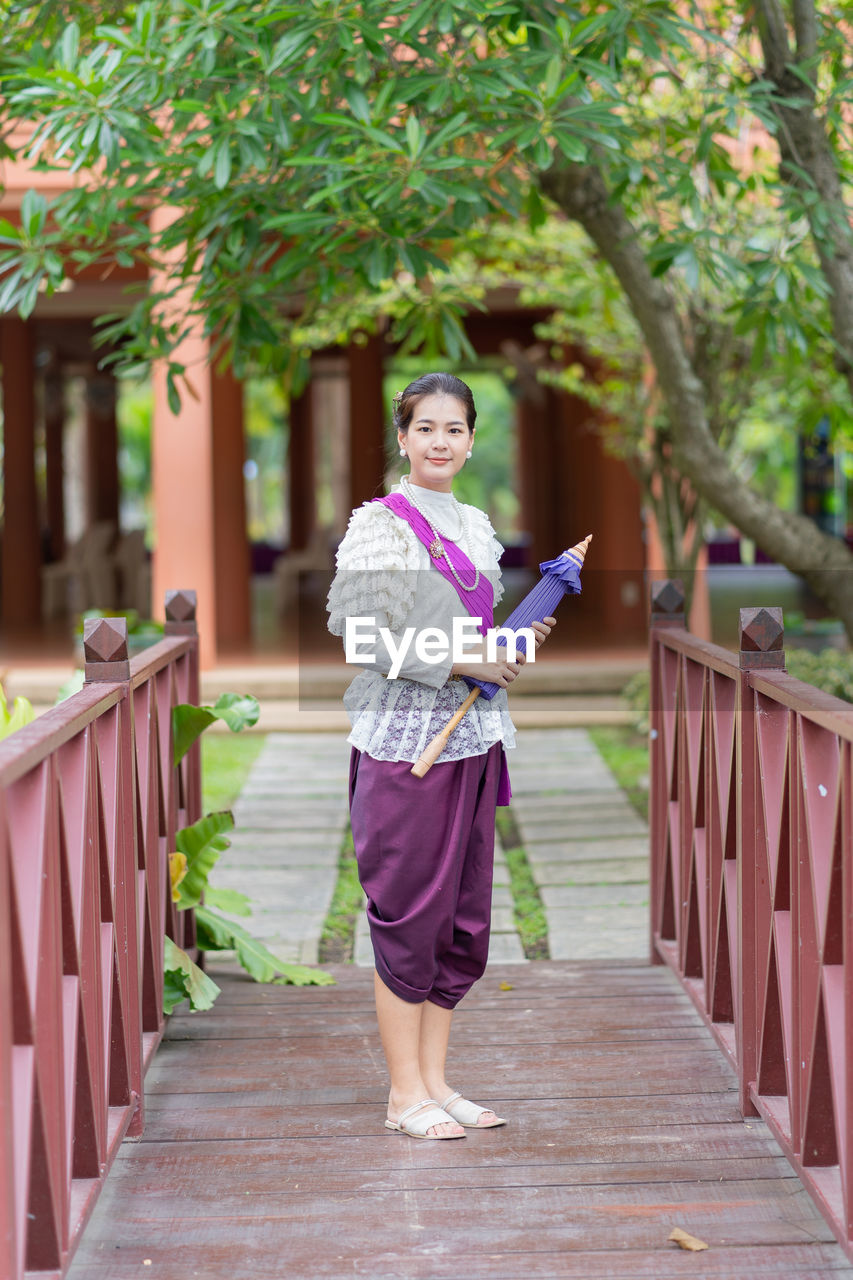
[451,646,525,688]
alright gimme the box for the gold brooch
[429,538,443,559]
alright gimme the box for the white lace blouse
[326,483,517,764]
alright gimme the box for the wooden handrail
[649,582,853,1262]
[0,592,201,1280]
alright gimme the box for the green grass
[319,826,364,964]
[588,725,649,821]
[496,808,549,961]
[201,732,267,813]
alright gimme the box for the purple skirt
[349,743,503,1009]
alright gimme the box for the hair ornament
[392,390,403,406]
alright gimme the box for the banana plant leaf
[172,693,260,764]
[0,685,35,740]
[163,936,221,1013]
[195,905,336,987]
[172,811,234,909]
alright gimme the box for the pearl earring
[466,450,472,459]
[400,447,406,457]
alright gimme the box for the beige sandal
[440,1092,507,1128]
[384,1098,465,1140]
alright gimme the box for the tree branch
[792,0,818,62]
[753,0,793,80]
[753,0,853,389]
[540,158,853,630]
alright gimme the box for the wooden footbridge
[3,586,853,1279]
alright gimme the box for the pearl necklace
[400,475,481,593]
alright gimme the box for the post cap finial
[83,616,130,682]
[650,579,685,623]
[165,590,197,624]
[164,589,198,636]
[739,606,785,669]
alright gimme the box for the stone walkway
[211,727,649,965]
[509,728,648,960]
[220,734,351,964]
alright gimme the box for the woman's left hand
[531,616,556,650]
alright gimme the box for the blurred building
[0,149,647,664]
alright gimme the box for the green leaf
[268,28,314,72]
[774,271,790,303]
[59,22,80,70]
[405,114,422,160]
[209,692,261,733]
[193,904,234,949]
[195,906,336,986]
[54,669,85,703]
[525,184,547,230]
[94,23,136,50]
[173,810,235,909]
[172,692,258,764]
[204,886,252,916]
[214,141,232,190]
[344,85,370,124]
[166,369,181,415]
[270,964,338,988]
[0,685,35,741]
[20,189,47,239]
[172,704,217,764]
[19,276,41,319]
[163,936,221,1013]
[544,55,562,100]
[0,217,22,245]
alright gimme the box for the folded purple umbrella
[464,536,591,700]
[410,536,592,779]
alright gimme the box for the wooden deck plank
[66,962,853,1280]
[65,1241,853,1280]
[138,1094,753,1138]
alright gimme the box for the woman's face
[398,393,474,492]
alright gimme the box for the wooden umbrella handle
[410,687,482,777]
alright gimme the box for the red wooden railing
[650,579,853,1260]
[0,590,201,1280]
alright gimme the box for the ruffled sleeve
[465,505,506,605]
[326,502,421,635]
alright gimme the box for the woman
[327,372,555,1140]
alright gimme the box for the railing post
[0,795,15,1280]
[737,605,785,1117]
[649,580,686,966]
[83,616,145,1133]
[164,590,201,824]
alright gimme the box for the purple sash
[373,493,511,804]
[374,494,494,633]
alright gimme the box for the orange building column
[149,204,252,665]
[348,334,386,507]
[211,368,251,648]
[0,317,41,627]
[152,341,217,665]
[151,355,251,665]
